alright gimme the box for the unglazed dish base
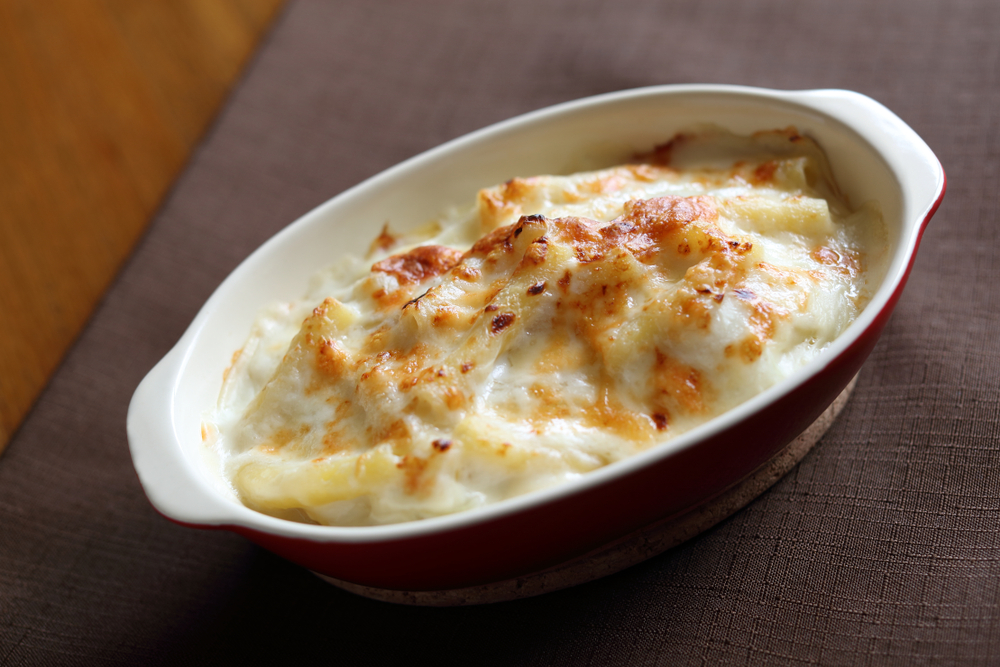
[314,374,859,606]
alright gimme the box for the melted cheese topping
[208,128,883,526]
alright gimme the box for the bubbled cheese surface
[207,128,884,526]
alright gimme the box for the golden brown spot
[527,281,546,296]
[558,270,572,292]
[453,263,481,281]
[696,287,725,303]
[461,362,474,373]
[748,302,780,343]
[502,177,535,203]
[728,239,753,254]
[398,365,444,392]
[359,324,391,357]
[738,335,765,362]
[372,244,463,284]
[523,383,572,431]
[533,329,590,375]
[442,386,467,410]
[375,419,408,445]
[618,195,717,231]
[811,245,860,279]
[469,215,548,260]
[626,164,674,182]
[523,237,548,264]
[478,189,515,221]
[730,288,786,363]
[312,299,331,318]
[588,173,626,193]
[368,222,397,255]
[760,126,805,143]
[321,415,351,454]
[396,455,430,494]
[673,287,714,329]
[654,350,707,414]
[652,412,669,431]
[467,223,517,256]
[432,305,460,327]
[757,262,802,288]
[432,439,451,452]
[481,281,506,306]
[574,275,634,320]
[633,132,695,166]
[550,217,604,263]
[563,172,629,202]
[401,289,429,310]
[490,312,516,334]
[581,385,655,442]
[752,161,778,184]
[812,246,840,265]
[222,347,244,384]
[544,196,719,266]
[316,338,347,376]
[357,343,430,388]
[260,425,310,454]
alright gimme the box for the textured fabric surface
[1,0,997,664]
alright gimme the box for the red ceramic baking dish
[127,85,945,594]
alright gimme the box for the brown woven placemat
[2,1,995,664]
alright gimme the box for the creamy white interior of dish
[205,127,886,526]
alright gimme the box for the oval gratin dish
[127,85,945,594]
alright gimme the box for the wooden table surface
[0,0,286,451]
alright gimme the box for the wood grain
[0,0,286,450]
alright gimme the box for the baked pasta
[206,127,884,526]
